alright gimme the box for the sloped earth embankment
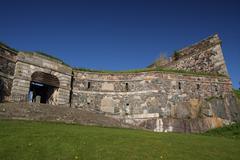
[0,102,134,129]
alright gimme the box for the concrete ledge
[126,113,159,119]
[73,90,159,95]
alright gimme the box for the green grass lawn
[203,123,240,139]
[234,89,240,99]
[0,120,240,160]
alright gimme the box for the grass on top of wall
[234,89,240,99]
[0,120,240,160]
[74,67,227,77]
[0,42,18,52]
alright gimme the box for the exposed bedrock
[117,94,240,133]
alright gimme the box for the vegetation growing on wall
[203,122,240,139]
[173,51,181,60]
[74,67,227,77]
[205,96,224,102]
[234,89,240,99]
[0,42,18,52]
[153,53,169,67]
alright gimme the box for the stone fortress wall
[11,52,72,104]
[149,34,229,76]
[72,70,238,132]
[0,34,239,132]
[0,43,17,102]
[72,71,232,115]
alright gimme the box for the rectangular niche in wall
[125,83,129,91]
[87,82,91,89]
[178,82,181,90]
[197,84,200,90]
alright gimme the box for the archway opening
[28,72,60,104]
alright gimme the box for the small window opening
[87,102,90,105]
[125,83,129,91]
[215,86,218,92]
[197,84,200,90]
[126,103,129,106]
[0,48,4,54]
[178,82,181,90]
[87,82,91,89]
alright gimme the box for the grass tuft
[233,89,240,99]
[0,42,18,52]
[205,96,223,102]
[203,123,240,139]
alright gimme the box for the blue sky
[0,0,239,88]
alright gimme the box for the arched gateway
[29,71,60,104]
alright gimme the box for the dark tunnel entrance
[28,72,60,104]
[29,82,56,103]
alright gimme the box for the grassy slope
[0,120,240,160]
[203,123,240,139]
[234,89,240,99]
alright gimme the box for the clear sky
[0,0,239,88]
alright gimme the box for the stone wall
[72,71,232,113]
[11,52,72,105]
[0,44,17,102]
[1,34,239,132]
[71,71,239,132]
[150,34,229,76]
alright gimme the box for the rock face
[0,34,239,133]
[132,94,240,133]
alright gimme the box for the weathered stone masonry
[11,52,72,105]
[0,43,17,102]
[0,34,239,132]
[72,71,232,115]
[149,34,229,76]
[72,70,239,132]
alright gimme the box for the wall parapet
[149,34,229,76]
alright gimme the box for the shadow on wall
[0,78,3,102]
